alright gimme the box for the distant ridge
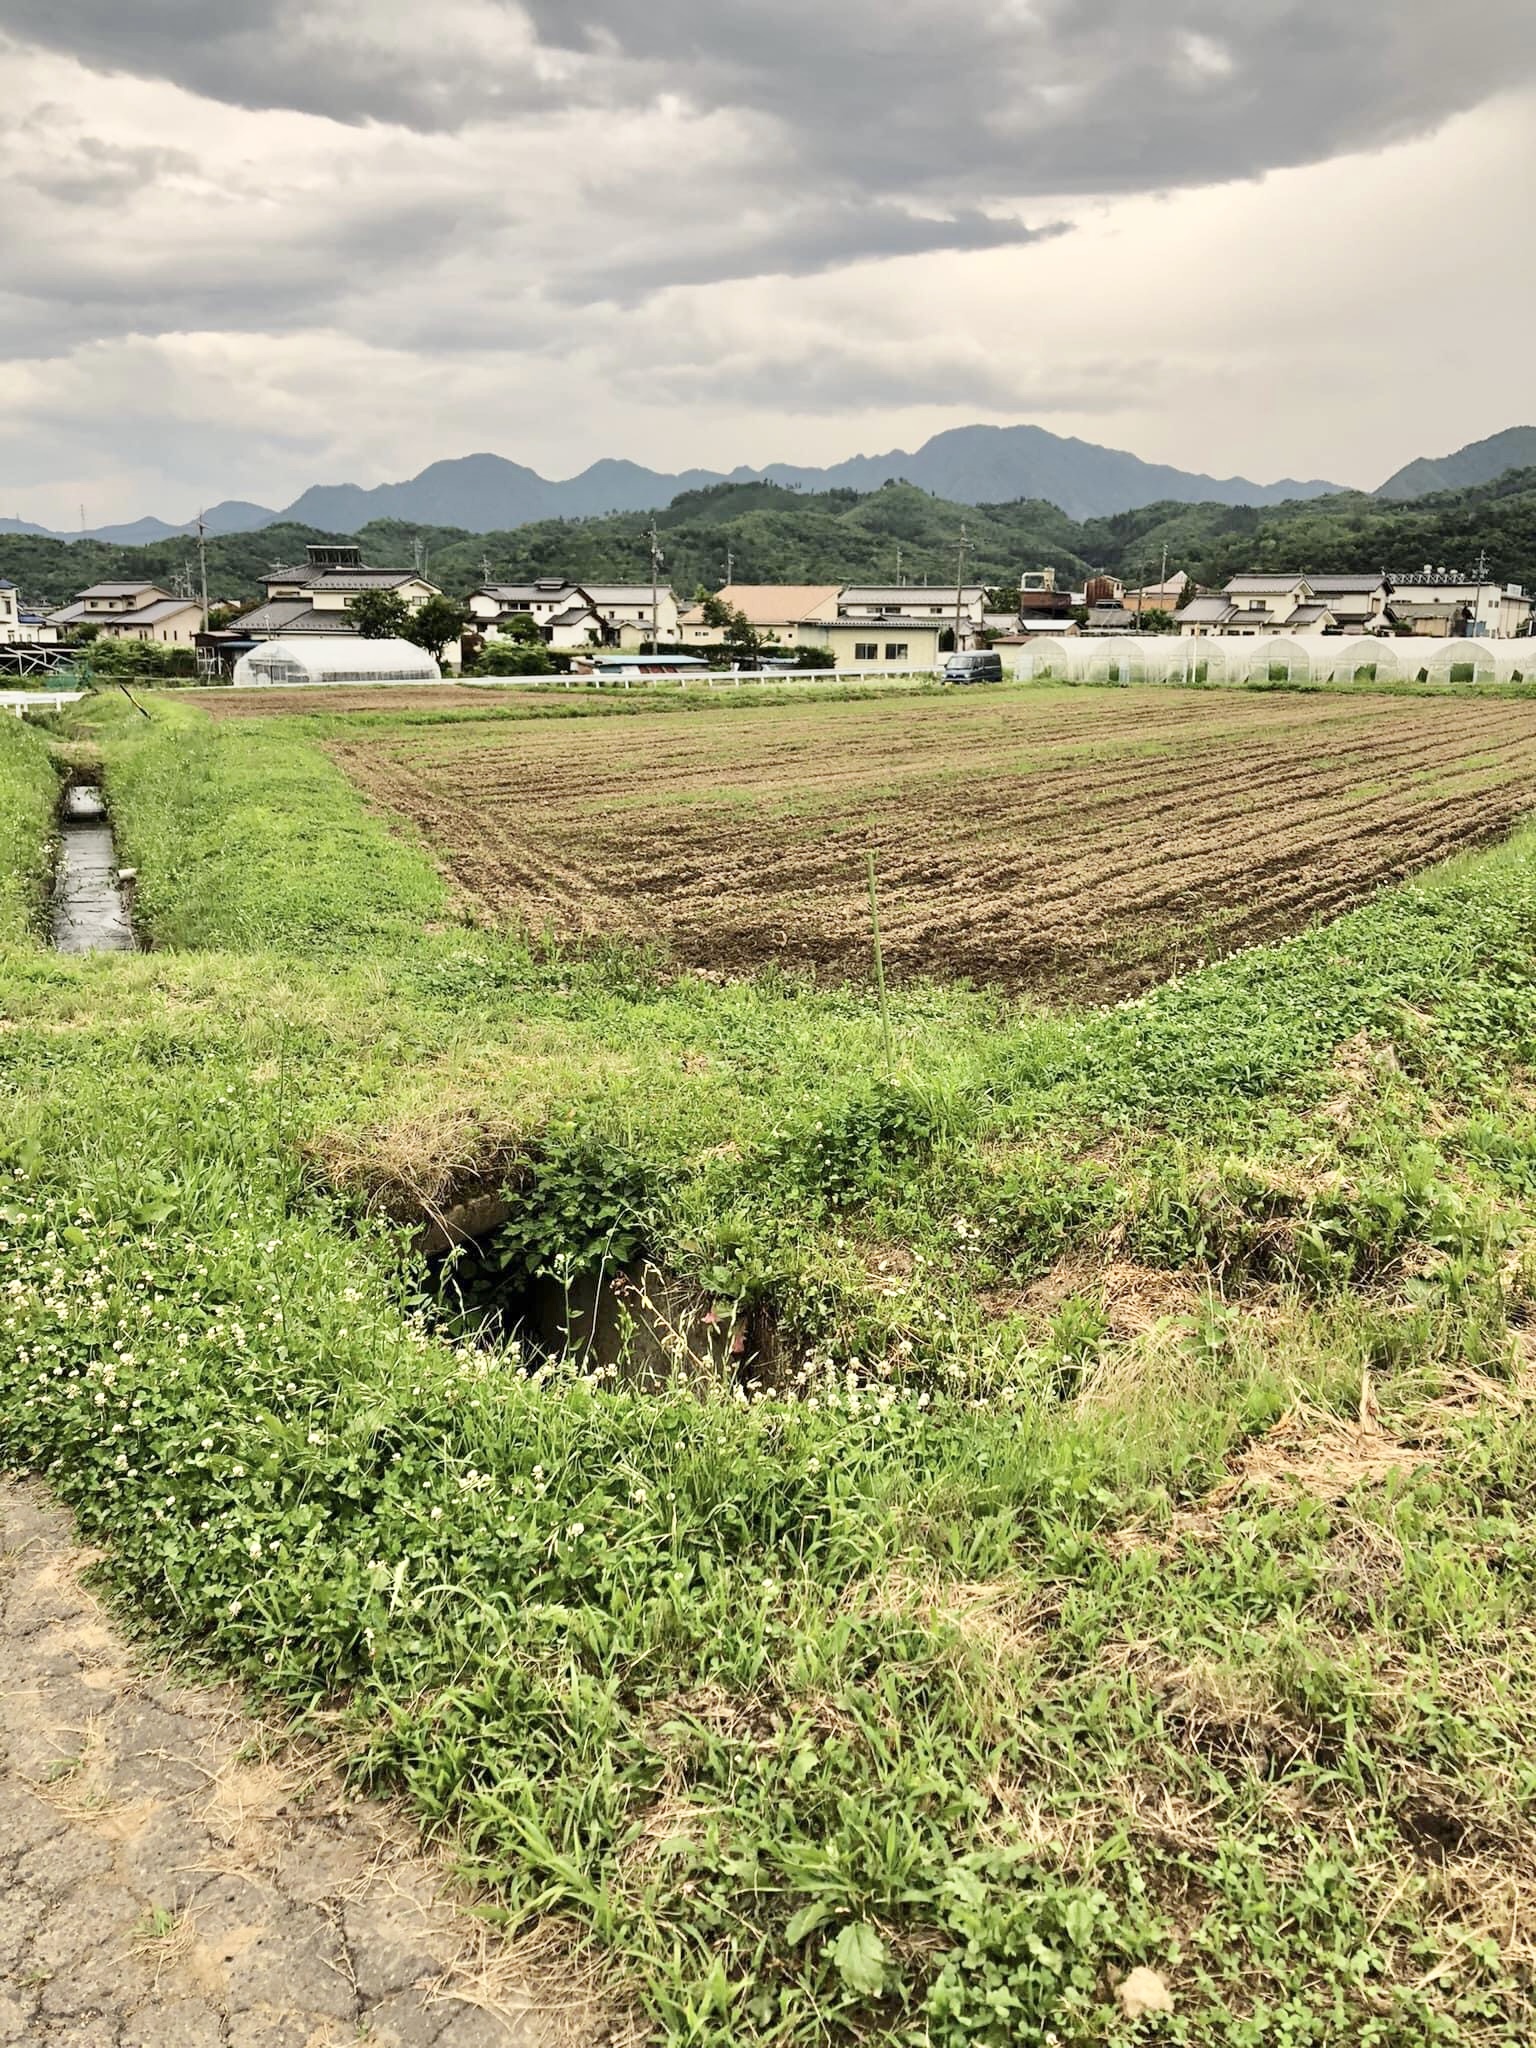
[0,500,277,546]
[5,424,1345,543]
[1376,426,1536,501]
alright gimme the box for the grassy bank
[0,713,59,944]
[3,693,1536,2043]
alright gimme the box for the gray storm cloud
[8,0,1536,192]
[0,0,1531,523]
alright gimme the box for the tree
[1138,608,1176,633]
[715,603,761,660]
[406,595,467,663]
[496,610,543,645]
[470,641,556,677]
[348,590,410,639]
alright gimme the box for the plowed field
[324,686,1536,996]
[187,686,535,719]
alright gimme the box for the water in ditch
[52,786,135,954]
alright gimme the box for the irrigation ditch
[51,776,136,954]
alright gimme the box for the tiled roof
[829,616,949,632]
[48,594,201,626]
[223,600,360,636]
[839,585,988,605]
[475,582,582,603]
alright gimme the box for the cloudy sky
[1,0,1533,526]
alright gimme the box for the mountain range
[3,421,1529,546]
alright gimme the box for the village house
[0,580,17,644]
[1124,570,1191,619]
[679,585,842,649]
[47,581,204,645]
[1079,601,1141,634]
[224,544,441,643]
[1385,569,1533,638]
[1177,575,1338,636]
[801,616,947,669]
[837,585,989,647]
[1301,574,1394,632]
[468,580,679,650]
[1017,568,1074,622]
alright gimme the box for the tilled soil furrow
[321,689,1536,998]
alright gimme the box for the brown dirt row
[320,688,1536,999]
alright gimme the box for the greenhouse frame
[230,638,442,688]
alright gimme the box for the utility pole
[481,554,492,586]
[196,511,210,635]
[723,544,734,588]
[952,520,969,657]
[648,519,663,651]
[895,541,902,586]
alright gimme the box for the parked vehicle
[943,650,1003,685]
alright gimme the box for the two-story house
[1178,575,1337,636]
[47,581,205,644]
[838,585,989,650]
[469,580,681,649]
[224,544,441,642]
[1386,569,1533,638]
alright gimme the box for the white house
[838,585,989,647]
[1386,569,1532,638]
[468,580,678,650]
[0,581,17,644]
[1302,574,1394,632]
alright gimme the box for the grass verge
[0,713,59,944]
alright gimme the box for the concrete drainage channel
[52,782,136,954]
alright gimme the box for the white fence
[469,663,949,692]
[1,690,84,718]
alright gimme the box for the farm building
[229,638,441,689]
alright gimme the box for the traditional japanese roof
[222,600,360,636]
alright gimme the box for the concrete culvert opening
[404,1173,786,1392]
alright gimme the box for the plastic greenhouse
[1005,633,1529,690]
[231,638,442,688]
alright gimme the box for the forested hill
[4,468,1535,612]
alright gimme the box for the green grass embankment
[3,693,1536,2043]
[0,713,59,944]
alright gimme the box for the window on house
[854,642,878,661]
[885,643,908,659]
